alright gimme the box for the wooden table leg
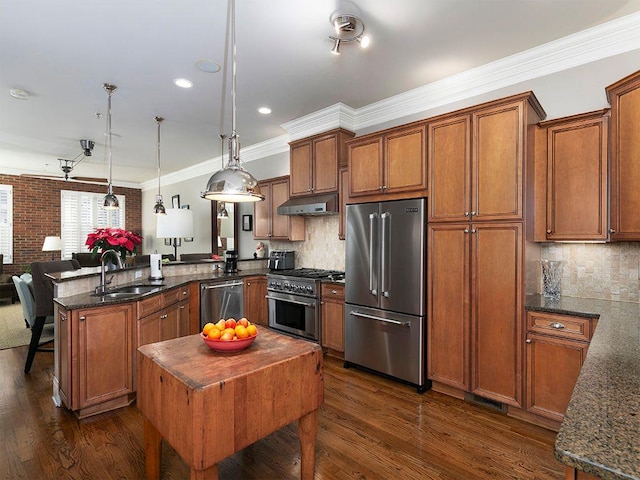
[298,409,318,480]
[190,464,218,480]
[144,419,162,480]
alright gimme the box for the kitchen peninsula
[526,295,640,480]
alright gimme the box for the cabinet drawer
[526,311,594,342]
[137,294,162,318]
[162,286,189,308]
[321,283,345,301]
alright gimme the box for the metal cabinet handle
[182,290,187,295]
[471,228,476,234]
[464,228,469,233]
[180,305,185,310]
[549,322,565,329]
[79,316,86,321]
[609,228,616,234]
[331,289,337,295]
[247,282,251,286]
[547,229,552,234]
[526,339,532,344]
[60,313,67,321]
[470,211,476,216]
[464,212,470,217]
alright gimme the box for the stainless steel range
[267,268,344,342]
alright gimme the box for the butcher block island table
[136,329,324,480]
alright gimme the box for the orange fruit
[207,328,221,340]
[202,322,215,336]
[246,324,258,337]
[235,325,249,339]
[222,327,236,337]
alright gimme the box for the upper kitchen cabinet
[428,92,546,223]
[254,176,305,241]
[537,110,609,242]
[606,69,640,241]
[289,128,354,197]
[346,123,427,202]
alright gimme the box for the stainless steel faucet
[95,250,124,295]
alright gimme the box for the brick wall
[0,174,141,276]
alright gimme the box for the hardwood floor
[0,345,563,479]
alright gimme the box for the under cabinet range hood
[277,194,338,216]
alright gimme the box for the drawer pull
[79,316,86,321]
[331,289,337,295]
[526,339,532,344]
[549,322,565,329]
[60,313,67,321]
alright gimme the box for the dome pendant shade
[102,83,119,210]
[202,162,263,203]
[153,194,166,215]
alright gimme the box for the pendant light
[201,0,264,203]
[102,83,119,210]
[153,116,167,215]
[217,134,229,218]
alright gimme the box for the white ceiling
[2,0,640,186]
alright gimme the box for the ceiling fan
[22,139,109,184]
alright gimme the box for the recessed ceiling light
[174,78,193,88]
[258,106,272,115]
[9,88,30,100]
[196,59,221,73]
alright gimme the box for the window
[0,185,13,264]
[60,190,125,259]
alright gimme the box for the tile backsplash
[541,242,640,303]
[269,216,346,271]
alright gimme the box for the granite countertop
[54,269,270,310]
[526,295,640,480]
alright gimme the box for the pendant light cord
[156,116,164,196]
[229,0,239,166]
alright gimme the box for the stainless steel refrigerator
[344,198,428,391]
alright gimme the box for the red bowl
[200,331,258,352]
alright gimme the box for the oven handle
[201,281,244,290]
[349,310,409,327]
[265,295,315,308]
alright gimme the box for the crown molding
[281,103,357,141]
[141,134,291,191]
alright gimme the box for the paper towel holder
[149,253,164,281]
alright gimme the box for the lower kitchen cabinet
[565,468,602,480]
[137,285,191,347]
[244,275,267,325]
[57,303,136,418]
[321,282,345,355]
[526,311,596,422]
[428,222,523,407]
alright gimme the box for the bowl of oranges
[201,317,258,352]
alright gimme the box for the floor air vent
[465,393,507,413]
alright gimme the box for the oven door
[266,290,318,342]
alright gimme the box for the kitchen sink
[94,284,164,298]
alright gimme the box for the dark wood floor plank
[0,345,563,479]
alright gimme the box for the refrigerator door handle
[369,213,378,295]
[381,211,390,297]
[349,310,410,327]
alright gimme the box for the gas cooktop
[268,268,345,281]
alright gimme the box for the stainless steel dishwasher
[200,280,244,329]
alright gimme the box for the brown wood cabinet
[57,302,135,418]
[526,311,596,422]
[565,468,602,480]
[244,275,267,325]
[428,222,524,407]
[338,166,348,240]
[321,282,345,355]
[347,124,427,201]
[289,128,354,197]
[606,69,640,241]
[254,176,305,241]
[136,285,191,348]
[428,93,545,223]
[537,110,609,241]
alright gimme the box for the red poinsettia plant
[85,227,143,261]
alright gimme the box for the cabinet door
[271,177,291,239]
[290,140,313,197]
[607,72,640,240]
[137,313,160,347]
[161,306,179,341]
[472,101,524,221]
[427,224,470,390]
[244,276,267,325]
[546,113,608,241]
[470,222,522,407]
[254,180,271,239]
[178,300,190,337]
[313,133,340,194]
[57,308,72,408]
[526,332,588,422]
[321,284,345,352]
[384,125,427,194]
[428,114,471,222]
[77,304,134,409]
[348,136,384,197]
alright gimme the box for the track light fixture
[329,14,369,55]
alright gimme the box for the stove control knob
[306,286,313,294]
